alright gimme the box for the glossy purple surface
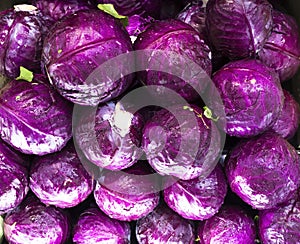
[93,162,160,221]
[258,10,300,81]
[212,59,284,137]
[198,205,256,244]
[74,101,144,171]
[259,192,300,243]
[142,104,221,180]
[134,19,212,102]
[73,207,131,244]
[32,0,95,22]
[226,132,300,210]
[163,164,227,220]
[0,75,72,155]
[126,15,154,37]
[4,195,69,244]
[96,0,161,18]
[271,90,300,139]
[42,9,134,106]
[206,0,273,59]
[136,204,195,244]
[0,140,28,215]
[29,142,94,208]
[0,6,48,79]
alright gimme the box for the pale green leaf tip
[16,66,33,82]
[58,49,62,54]
[97,4,129,27]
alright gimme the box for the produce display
[0,0,299,243]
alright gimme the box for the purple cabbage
[32,0,95,22]
[225,132,300,210]
[29,142,94,208]
[142,104,221,180]
[177,2,207,41]
[73,207,131,244]
[0,5,48,79]
[93,162,160,221]
[163,164,227,220]
[74,101,144,171]
[96,0,161,18]
[42,9,134,106]
[271,90,300,139]
[136,204,195,244]
[212,59,284,138]
[126,14,154,39]
[197,205,256,244]
[206,0,273,59]
[0,140,28,215]
[4,195,70,244]
[259,191,300,243]
[258,10,300,81]
[134,19,212,102]
[0,75,72,155]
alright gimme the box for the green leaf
[203,106,219,122]
[16,66,34,82]
[97,4,129,27]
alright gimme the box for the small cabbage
[29,141,94,208]
[212,59,284,137]
[136,204,195,244]
[74,100,144,171]
[4,195,69,244]
[32,0,95,22]
[197,205,256,244]
[96,0,161,18]
[142,104,221,180]
[258,10,300,81]
[42,9,134,106]
[177,2,207,41]
[225,132,300,210]
[163,164,227,220]
[134,19,212,102]
[93,162,160,221]
[0,5,48,79]
[0,75,72,155]
[259,191,300,243]
[73,207,131,244]
[206,0,273,59]
[271,90,300,139]
[0,140,28,215]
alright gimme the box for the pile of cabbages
[0,0,300,243]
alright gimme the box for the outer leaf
[206,0,273,59]
[0,75,73,155]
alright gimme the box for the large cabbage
[134,19,212,102]
[0,75,72,155]
[74,100,144,171]
[96,0,161,18]
[4,195,70,244]
[259,191,300,243]
[163,163,227,220]
[32,0,95,22]
[206,0,273,59]
[73,207,131,243]
[29,142,94,208]
[198,205,256,244]
[212,59,284,137]
[136,204,194,243]
[271,90,300,139]
[258,10,300,81]
[142,104,221,180]
[0,5,48,79]
[226,132,300,210]
[93,162,160,221]
[0,140,28,215]
[42,9,134,106]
